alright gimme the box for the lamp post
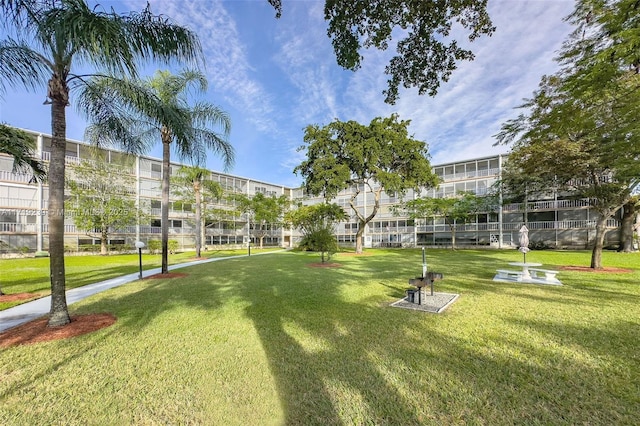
[135,241,145,279]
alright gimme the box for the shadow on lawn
[18,249,635,424]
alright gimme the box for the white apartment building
[0,129,623,254]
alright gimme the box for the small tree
[233,192,289,248]
[66,159,141,255]
[396,192,487,250]
[295,114,439,253]
[285,203,347,262]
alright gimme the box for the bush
[302,228,338,263]
[147,240,180,254]
[147,240,161,254]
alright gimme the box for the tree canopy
[0,0,202,326]
[266,0,494,104]
[496,0,640,268]
[66,158,141,255]
[81,69,233,273]
[396,192,491,249]
[232,192,289,249]
[295,114,439,253]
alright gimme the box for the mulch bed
[0,313,117,348]
[0,292,41,303]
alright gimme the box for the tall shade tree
[268,0,495,104]
[171,165,224,258]
[295,114,439,254]
[0,124,46,182]
[496,1,640,268]
[80,70,233,273]
[0,0,201,326]
[66,158,141,255]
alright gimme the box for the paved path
[0,251,278,333]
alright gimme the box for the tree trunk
[449,223,456,250]
[100,227,108,255]
[590,216,608,269]
[161,129,171,274]
[618,200,639,252]
[194,179,202,258]
[47,81,71,327]
[355,221,364,254]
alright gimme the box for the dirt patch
[307,262,342,268]
[0,292,42,303]
[0,313,117,348]
[146,272,189,279]
[559,266,633,273]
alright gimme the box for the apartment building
[0,129,623,254]
[0,129,296,253]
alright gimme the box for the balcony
[0,170,35,184]
[503,199,591,212]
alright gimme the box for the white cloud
[126,0,278,134]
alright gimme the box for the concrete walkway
[0,251,277,333]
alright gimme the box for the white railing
[0,170,34,183]
[139,170,162,180]
[440,167,500,182]
[415,219,620,233]
[0,198,39,208]
[503,199,591,212]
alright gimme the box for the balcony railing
[503,199,591,212]
[0,198,40,209]
[439,167,500,182]
[415,219,619,233]
[0,170,34,184]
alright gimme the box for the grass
[1,248,639,424]
[0,247,278,310]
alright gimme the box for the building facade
[0,129,624,254]
[0,129,297,254]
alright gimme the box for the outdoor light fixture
[135,241,145,279]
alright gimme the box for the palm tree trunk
[161,135,170,274]
[48,91,71,327]
[194,180,202,258]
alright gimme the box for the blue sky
[0,0,576,188]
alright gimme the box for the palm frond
[0,123,46,182]
[0,39,50,94]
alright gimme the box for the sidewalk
[0,251,271,333]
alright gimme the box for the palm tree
[0,0,201,326]
[80,70,234,273]
[0,124,46,182]
[173,166,224,258]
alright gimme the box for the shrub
[147,240,161,254]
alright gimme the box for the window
[151,219,161,227]
[151,200,161,209]
[151,163,161,173]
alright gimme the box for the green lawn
[0,247,277,310]
[1,249,639,425]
